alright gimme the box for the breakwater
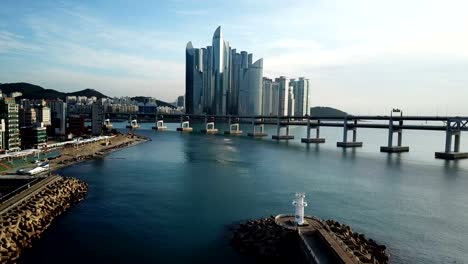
[323,220,389,264]
[230,216,302,263]
[231,216,389,264]
[0,177,87,263]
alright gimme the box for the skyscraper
[92,99,105,135]
[291,77,310,116]
[262,77,311,117]
[186,26,263,115]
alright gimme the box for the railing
[0,177,43,204]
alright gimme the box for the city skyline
[1,0,468,115]
[186,26,263,115]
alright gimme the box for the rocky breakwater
[0,177,88,263]
[230,216,302,263]
[324,219,389,264]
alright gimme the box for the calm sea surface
[20,122,468,264]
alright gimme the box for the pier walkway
[275,215,367,264]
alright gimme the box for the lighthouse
[292,193,308,225]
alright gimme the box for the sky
[0,0,467,115]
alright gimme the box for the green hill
[0,82,108,100]
[0,83,175,108]
[310,106,348,117]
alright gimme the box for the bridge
[116,112,468,160]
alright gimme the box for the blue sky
[1,0,467,114]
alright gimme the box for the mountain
[310,106,348,117]
[0,82,108,100]
[0,82,177,108]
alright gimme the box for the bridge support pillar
[177,116,193,132]
[225,117,243,135]
[337,118,363,147]
[202,116,218,134]
[152,120,167,131]
[301,119,325,143]
[436,120,467,159]
[247,118,267,137]
[381,119,409,152]
[272,117,294,140]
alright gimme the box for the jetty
[0,175,88,262]
[231,193,388,264]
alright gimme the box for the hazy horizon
[1,0,467,115]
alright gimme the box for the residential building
[92,99,105,135]
[68,115,86,136]
[20,124,47,149]
[48,100,67,135]
[0,98,21,151]
[0,119,6,151]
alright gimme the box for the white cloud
[0,31,42,54]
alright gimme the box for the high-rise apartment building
[186,26,263,115]
[291,77,310,116]
[48,100,67,135]
[0,98,21,151]
[92,99,105,135]
[262,77,311,117]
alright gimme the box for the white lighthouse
[292,192,308,225]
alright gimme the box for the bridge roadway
[145,114,468,131]
[125,113,468,160]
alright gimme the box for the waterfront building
[288,87,295,116]
[275,76,290,116]
[262,77,311,116]
[48,100,67,135]
[20,124,47,149]
[291,77,310,116]
[186,26,263,115]
[19,106,36,127]
[92,99,105,135]
[68,115,86,136]
[0,119,5,150]
[0,98,21,151]
[36,101,51,126]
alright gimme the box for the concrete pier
[201,122,218,134]
[301,119,325,144]
[381,115,409,153]
[176,120,193,132]
[247,119,267,137]
[273,117,294,140]
[152,120,167,131]
[381,146,410,152]
[435,120,468,159]
[337,118,362,148]
[224,122,243,135]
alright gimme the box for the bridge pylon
[301,118,325,144]
[381,110,409,153]
[176,116,193,132]
[337,117,363,147]
[247,117,267,137]
[435,118,468,159]
[272,116,294,140]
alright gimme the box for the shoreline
[50,133,149,173]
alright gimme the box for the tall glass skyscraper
[186,26,263,115]
[262,77,311,116]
